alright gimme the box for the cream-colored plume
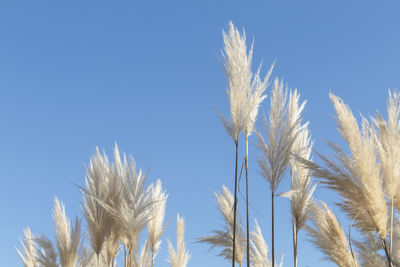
[306,201,358,267]
[199,185,245,265]
[17,227,38,267]
[167,214,190,267]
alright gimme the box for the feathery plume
[306,201,358,267]
[35,234,58,267]
[53,197,81,267]
[373,90,400,201]
[256,77,295,266]
[256,78,294,193]
[167,214,190,267]
[287,88,315,230]
[199,185,245,265]
[372,90,400,255]
[17,227,38,267]
[218,21,274,267]
[250,220,272,267]
[354,233,386,267]
[307,93,388,240]
[218,21,252,141]
[283,89,314,267]
[83,146,120,257]
[147,179,168,266]
[99,145,152,264]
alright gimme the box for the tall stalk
[245,134,250,267]
[271,190,275,267]
[390,197,394,255]
[232,138,239,267]
[292,222,297,267]
[380,237,393,267]
[290,167,297,267]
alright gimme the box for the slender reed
[256,78,295,266]
[243,55,273,267]
[285,89,315,267]
[218,21,271,266]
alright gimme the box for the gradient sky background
[1,1,399,266]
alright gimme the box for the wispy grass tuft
[53,197,81,267]
[147,179,168,267]
[199,185,245,265]
[167,214,190,267]
[306,201,358,267]
[17,227,38,267]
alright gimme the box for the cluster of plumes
[17,144,189,267]
[301,90,400,266]
[18,199,83,267]
[199,186,279,266]
[218,21,273,142]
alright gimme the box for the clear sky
[1,1,399,266]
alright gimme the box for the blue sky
[1,1,399,266]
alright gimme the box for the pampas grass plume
[167,214,190,267]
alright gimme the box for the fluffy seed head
[306,201,358,267]
[17,227,38,267]
[198,185,245,264]
[53,197,81,267]
[167,214,190,267]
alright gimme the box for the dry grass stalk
[167,214,191,267]
[243,53,273,267]
[218,21,272,267]
[256,78,296,266]
[306,201,358,267]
